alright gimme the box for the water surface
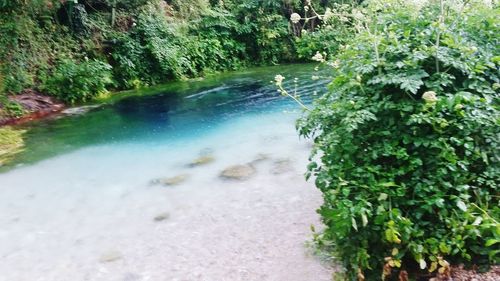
[0,64,334,281]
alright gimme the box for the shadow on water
[1,64,329,172]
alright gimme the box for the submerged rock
[99,250,122,263]
[153,212,170,222]
[271,158,293,175]
[189,155,215,167]
[220,164,256,180]
[151,174,189,186]
[199,147,214,156]
[250,153,270,165]
[123,273,142,281]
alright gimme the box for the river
[0,64,334,281]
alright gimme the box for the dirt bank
[0,90,64,126]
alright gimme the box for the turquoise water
[4,64,325,169]
[0,64,334,280]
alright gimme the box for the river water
[0,64,334,281]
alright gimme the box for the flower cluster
[274,74,285,85]
[422,91,438,103]
[323,8,334,21]
[311,52,326,62]
[290,13,301,24]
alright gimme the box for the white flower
[422,91,438,103]
[274,74,285,84]
[407,0,432,10]
[352,9,364,20]
[328,59,340,69]
[304,6,309,12]
[290,13,301,24]
[323,8,333,21]
[312,52,325,62]
[312,75,319,80]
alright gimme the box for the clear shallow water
[0,64,334,281]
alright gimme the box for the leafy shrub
[0,6,81,95]
[298,1,499,279]
[188,7,246,71]
[108,33,144,87]
[294,3,355,61]
[42,59,113,103]
[0,126,25,166]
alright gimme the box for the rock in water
[220,164,256,180]
[123,273,142,281]
[153,212,170,222]
[199,147,214,156]
[250,153,270,165]
[99,250,122,263]
[61,105,101,115]
[271,158,293,175]
[189,155,215,167]
[151,174,189,186]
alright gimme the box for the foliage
[222,0,300,64]
[42,59,113,104]
[0,3,81,94]
[294,3,355,61]
[297,1,500,279]
[188,7,247,71]
[0,0,355,103]
[0,126,25,166]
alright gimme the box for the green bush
[42,59,113,103]
[298,1,499,280]
[0,6,81,95]
[295,3,354,61]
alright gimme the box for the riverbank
[0,90,65,126]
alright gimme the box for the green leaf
[378,193,388,201]
[456,200,467,212]
[485,239,499,247]
[352,217,358,231]
[379,182,398,187]
[361,213,368,227]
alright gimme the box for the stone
[151,174,189,186]
[250,153,270,165]
[153,212,170,222]
[99,250,122,263]
[199,147,214,156]
[220,164,256,180]
[123,273,142,281]
[61,105,100,115]
[271,158,293,175]
[189,155,215,167]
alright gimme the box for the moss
[0,126,25,166]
